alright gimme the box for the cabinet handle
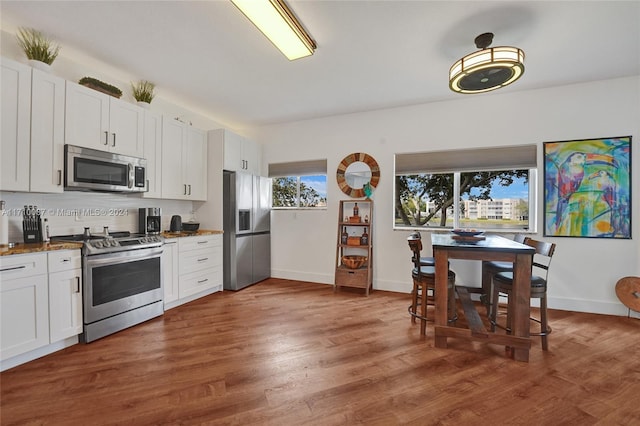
[188,184,192,195]
[112,133,116,147]
[197,278,208,284]
[183,184,187,195]
[197,257,208,262]
[0,265,26,272]
[75,276,81,293]
[57,169,62,186]
[61,258,70,263]
[104,131,109,145]
[146,179,150,191]
[197,240,208,245]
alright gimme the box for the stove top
[51,231,163,255]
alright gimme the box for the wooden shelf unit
[334,199,373,295]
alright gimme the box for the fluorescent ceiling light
[231,0,316,61]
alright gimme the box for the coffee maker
[139,208,161,235]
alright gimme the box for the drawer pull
[197,278,208,284]
[61,258,71,263]
[75,277,81,293]
[197,241,208,245]
[1,265,27,272]
[197,258,209,262]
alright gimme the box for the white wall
[253,76,640,317]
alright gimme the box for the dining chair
[408,231,435,266]
[489,238,556,350]
[407,234,457,335]
[480,234,528,313]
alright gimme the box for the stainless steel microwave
[64,144,147,193]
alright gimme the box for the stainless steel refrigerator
[223,171,271,290]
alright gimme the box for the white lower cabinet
[164,234,223,310]
[162,240,179,305]
[0,253,49,361]
[0,250,82,371]
[48,250,82,342]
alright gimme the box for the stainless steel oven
[52,232,163,342]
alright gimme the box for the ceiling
[1,1,639,130]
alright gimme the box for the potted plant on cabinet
[131,80,156,108]
[15,27,61,72]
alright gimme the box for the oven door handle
[85,247,163,266]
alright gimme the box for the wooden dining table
[431,233,535,362]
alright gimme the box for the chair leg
[489,283,500,331]
[410,281,418,324]
[447,282,456,323]
[420,282,428,335]
[540,295,549,351]
[505,288,514,335]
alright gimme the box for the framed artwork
[544,136,631,238]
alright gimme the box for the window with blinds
[394,145,537,231]
[269,159,327,208]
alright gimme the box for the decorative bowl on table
[451,228,484,237]
[341,255,367,269]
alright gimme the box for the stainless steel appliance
[222,171,271,290]
[64,144,147,193]
[51,231,163,342]
[139,207,161,235]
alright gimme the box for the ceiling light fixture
[449,32,525,94]
[231,0,316,61]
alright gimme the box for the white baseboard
[1,336,79,372]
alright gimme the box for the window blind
[395,144,537,174]
[268,159,327,177]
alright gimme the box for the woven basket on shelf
[341,255,367,269]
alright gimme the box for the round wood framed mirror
[336,153,380,198]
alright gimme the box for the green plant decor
[131,80,156,103]
[78,77,123,98]
[16,27,61,65]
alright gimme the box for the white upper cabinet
[1,57,31,191]
[141,110,163,198]
[65,82,144,157]
[161,118,207,201]
[210,128,261,175]
[30,69,66,193]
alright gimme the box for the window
[269,160,327,208]
[394,145,537,232]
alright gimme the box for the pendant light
[449,32,525,94]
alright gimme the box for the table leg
[434,248,449,348]
[510,252,532,362]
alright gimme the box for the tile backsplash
[0,191,195,242]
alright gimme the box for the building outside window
[394,145,537,232]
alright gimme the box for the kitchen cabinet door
[162,240,179,307]
[48,268,82,342]
[185,127,207,201]
[142,111,163,198]
[0,253,49,361]
[220,130,261,174]
[108,97,144,157]
[161,118,187,199]
[30,69,66,193]
[65,81,143,156]
[161,119,207,200]
[65,82,110,150]
[1,57,31,192]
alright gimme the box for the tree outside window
[272,175,327,208]
[395,169,531,230]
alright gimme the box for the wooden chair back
[525,238,556,279]
[407,235,423,269]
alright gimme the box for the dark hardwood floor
[1,278,639,425]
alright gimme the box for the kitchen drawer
[179,245,222,275]
[48,250,81,273]
[178,266,222,299]
[335,267,369,288]
[0,253,47,279]
[178,234,221,252]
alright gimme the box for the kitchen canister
[0,200,8,245]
